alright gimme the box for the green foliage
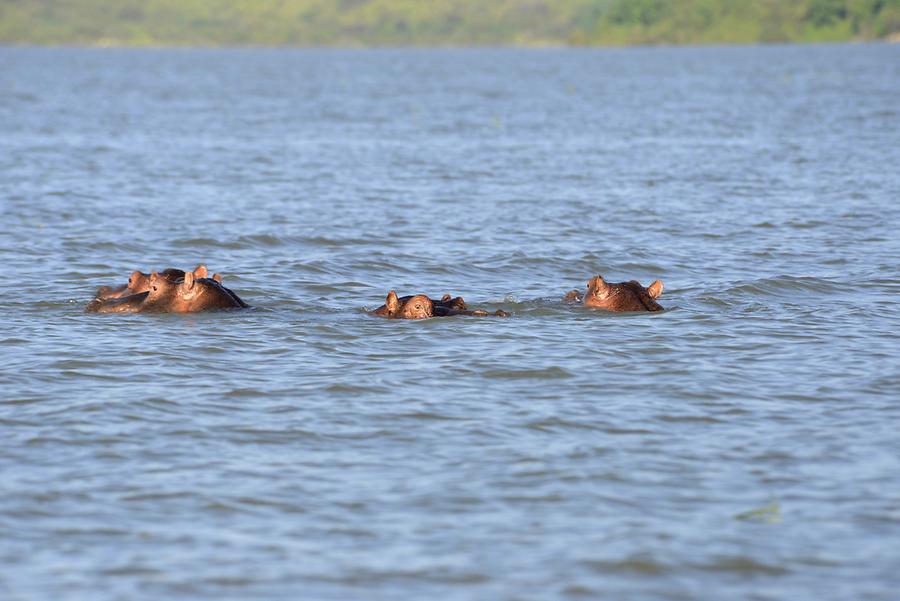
[734,501,782,524]
[806,0,848,27]
[609,0,667,27]
[0,0,897,46]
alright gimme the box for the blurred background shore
[2,0,899,47]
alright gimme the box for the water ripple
[2,45,898,601]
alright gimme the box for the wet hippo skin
[370,291,509,319]
[95,264,217,300]
[141,271,247,313]
[87,270,246,314]
[85,291,150,314]
[565,275,664,312]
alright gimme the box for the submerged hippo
[141,271,248,313]
[564,275,664,312]
[370,291,509,319]
[87,270,247,314]
[95,264,219,300]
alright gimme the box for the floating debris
[735,501,782,524]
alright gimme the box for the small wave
[171,237,223,248]
[691,556,789,575]
[525,417,605,433]
[388,411,466,422]
[723,275,842,297]
[100,565,164,577]
[5,91,39,103]
[224,387,268,398]
[225,426,323,443]
[304,280,371,294]
[325,383,392,394]
[484,366,572,379]
[785,219,829,230]
[236,234,284,248]
[655,413,723,424]
[304,235,381,247]
[581,555,670,575]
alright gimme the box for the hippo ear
[441,294,452,302]
[183,271,195,291]
[385,290,400,314]
[648,280,664,299]
[587,275,604,290]
[128,270,142,286]
[193,264,208,279]
[212,273,222,283]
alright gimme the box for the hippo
[370,291,509,319]
[95,264,218,300]
[565,275,664,312]
[141,271,247,313]
[371,292,434,319]
[370,293,468,316]
[87,270,247,314]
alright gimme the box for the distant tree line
[575,0,900,44]
[1,0,897,46]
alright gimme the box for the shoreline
[1,37,897,50]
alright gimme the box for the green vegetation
[1,0,898,46]
[734,501,782,524]
[572,0,900,44]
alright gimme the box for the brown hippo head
[370,291,508,319]
[583,275,664,312]
[381,291,434,319]
[95,264,213,300]
[94,270,153,300]
[438,294,468,310]
[126,270,153,293]
[149,264,210,290]
[143,271,245,313]
[430,294,469,316]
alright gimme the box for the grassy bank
[1,0,898,46]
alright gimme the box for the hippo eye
[152,285,157,292]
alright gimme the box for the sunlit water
[1,44,899,600]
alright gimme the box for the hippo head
[185,264,224,284]
[159,264,210,282]
[585,275,664,302]
[189,264,218,281]
[585,275,611,303]
[439,294,469,311]
[145,270,242,312]
[144,271,197,311]
[584,274,665,312]
[384,291,433,319]
[125,264,210,294]
[144,271,178,306]
[126,270,153,294]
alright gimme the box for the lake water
[1,44,899,600]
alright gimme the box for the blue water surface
[1,44,899,600]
